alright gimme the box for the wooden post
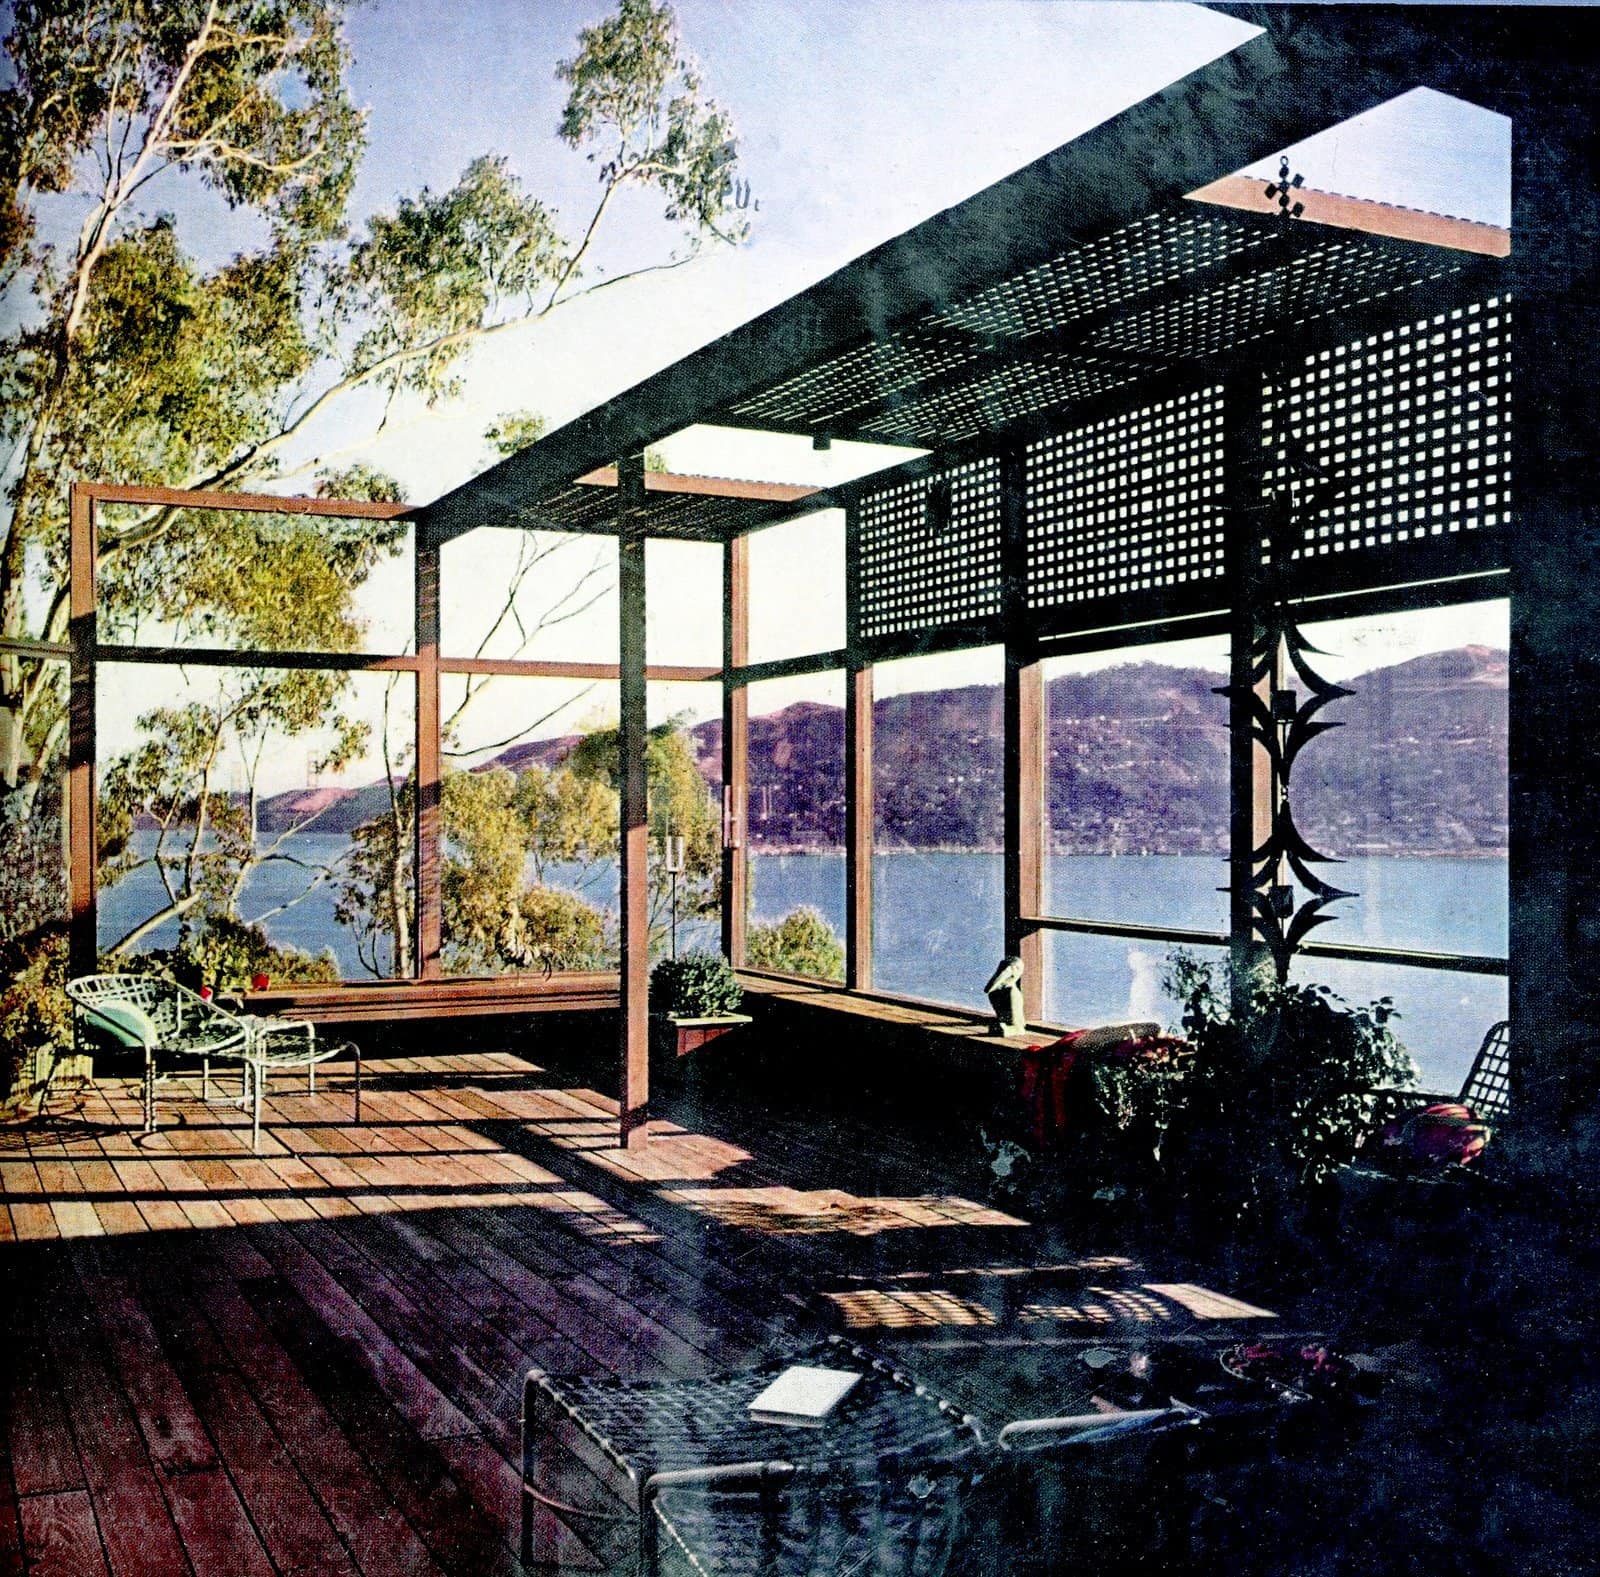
[722,534,748,966]
[844,500,873,990]
[1001,447,1044,1023]
[1505,81,1600,1160]
[68,482,97,978]
[617,457,650,1147]
[415,532,442,979]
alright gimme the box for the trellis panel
[1025,386,1227,611]
[855,458,1004,639]
[1265,295,1511,562]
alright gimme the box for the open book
[748,1366,862,1427]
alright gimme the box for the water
[102,834,1505,1091]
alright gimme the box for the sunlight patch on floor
[823,1288,1001,1329]
[658,1186,1027,1236]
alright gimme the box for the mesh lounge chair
[65,972,360,1147]
[520,1336,986,1575]
[65,973,251,1134]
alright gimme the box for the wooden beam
[68,484,97,977]
[415,538,442,979]
[1187,175,1510,258]
[617,457,651,1148]
[440,659,720,682]
[1000,448,1044,1020]
[79,481,410,520]
[574,467,818,505]
[722,535,749,966]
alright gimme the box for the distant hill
[258,646,1508,856]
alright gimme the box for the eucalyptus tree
[0,0,749,960]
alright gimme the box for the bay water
[101,832,1505,1091]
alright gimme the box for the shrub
[0,922,71,1105]
[649,950,744,1018]
[136,916,340,993]
[1162,950,1416,1225]
[746,906,844,981]
[515,885,611,972]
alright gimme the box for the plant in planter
[649,950,750,1058]
[1160,950,1416,1235]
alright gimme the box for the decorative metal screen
[1263,294,1510,561]
[1025,385,1225,610]
[856,457,1003,639]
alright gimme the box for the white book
[747,1366,862,1427]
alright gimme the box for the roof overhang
[416,7,1513,547]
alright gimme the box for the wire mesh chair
[1370,1019,1512,1127]
[65,973,250,1134]
[521,1336,986,1575]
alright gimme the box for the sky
[11,1,1513,790]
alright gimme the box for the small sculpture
[985,955,1025,1037]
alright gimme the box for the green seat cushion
[91,1000,160,1049]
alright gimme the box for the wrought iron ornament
[1222,419,1358,980]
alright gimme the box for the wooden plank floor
[0,1044,1313,1576]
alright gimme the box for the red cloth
[1018,1033,1084,1145]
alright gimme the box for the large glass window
[1282,599,1508,1087]
[440,526,617,663]
[745,672,846,980]
[97,502,413,655]
[1042,633,1230,931]
[647,540,722,668]
[96,663,414,981]
[747,510,846,664]
[439,675,618,976]
[872,647,1004,1009]
[1043,932,1227,1031]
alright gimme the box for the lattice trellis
[856,458,1004,639]
[1025,386,1226,611]
[1264,294,1510,562]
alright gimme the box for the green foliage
[746,906,844,982]
[343,155,565,404]
[557,0,748,251]
[516,886,610,973]
[0,0,750,827]
[649,950,743,1018]
[484,409,548,457]
[333,774,415,977]
[0,921,69,1103]
[139,915,338,993]
[1161,951,1417,1223]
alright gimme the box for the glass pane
[439,674,618,976]
[746,672,845,981]
[873,648,1004,1009]
[747,510,847,664]
[96,664,414,981]
[1286,601,1507,952]
[96,503,413,655]
[1043,634,1229,929]
[1042,932,1226,1032]
[649,682,722,959]
[440,526,618,663]
[1287,956,1506,1096]
[647,539,722,667]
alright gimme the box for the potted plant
[649,951,751,1059]
[1160,950,1416,1241]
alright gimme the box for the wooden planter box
[653,1013,753,1059]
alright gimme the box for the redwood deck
[0,1042,1396,1575]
